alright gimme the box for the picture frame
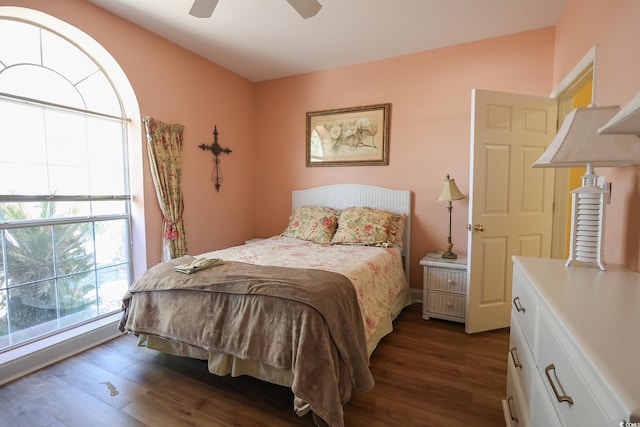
[306,103,390,167]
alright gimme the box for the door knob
[467,223,485,232]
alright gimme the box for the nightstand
[419,252,468,323]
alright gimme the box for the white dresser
[504,256,640,426]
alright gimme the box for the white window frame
[0,6,146,385]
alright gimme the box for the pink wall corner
[254,28,556,289]
[125,36,257,266]
[2,0,258,268]
[75,4,258,265]
[554,0,640,270]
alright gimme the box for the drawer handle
[506,396,519,423]
[544,364,574,406]
[513,297,526,313]
[510,347,522,369]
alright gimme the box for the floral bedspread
[201,236,409,341]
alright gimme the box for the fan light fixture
[532,105,640,270]
[189,0,219,18]
[286,0,322,18]
[189,0,322,19]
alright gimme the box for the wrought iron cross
[198,126,232,192]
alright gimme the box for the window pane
[57,272,98,328]
[54,222,95,277]
[0,64,85,107]
[0,99,128,196]
[1,201,103,222]
[0,290,7,349]
[5,225,54,285]
[41,29,98,91]
[46,109,92,194]
[97,265,128,314]
[8,280,58,333]
[91,200,127,216]
[78,71,122,116]
[0,236,4,283]
[95,219,128,267]
[0,100,46,162]
[87,119,127,195]
[51,201,92,218]
[0,100,48,195]
[0,20,40,68]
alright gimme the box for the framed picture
[306,103,390,167]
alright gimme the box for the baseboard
[0,313,123,386]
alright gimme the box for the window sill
[0,312,123,385]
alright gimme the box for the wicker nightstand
[419,252,468,323]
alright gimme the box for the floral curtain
[143,117,187,261]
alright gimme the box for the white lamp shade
[437,176,465,201]
[598,90,640,134]
[532,105,640,168]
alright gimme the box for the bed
[118,184,412,427]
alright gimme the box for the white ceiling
[87,0,568,83]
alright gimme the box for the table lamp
[532,105,640,270]
[437,174,466,259]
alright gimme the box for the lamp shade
[531,105,640,168]
[437,175,465,202]
[598,90,640,134]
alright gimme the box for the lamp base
[441,243,457,259]
[565,165,607,271]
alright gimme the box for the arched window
[0,8,144,357]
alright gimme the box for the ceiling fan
[189,0,322,19]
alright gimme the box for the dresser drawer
[509,312,535,408]
[426,290,465,318]
[510,312,561,427]
[504,360,530,427]
[426,267,466,294]
[511,265,539,351]
[530,372,561,427]
[537,314,608,427]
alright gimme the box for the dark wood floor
[0,304,509,427]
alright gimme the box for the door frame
[549,45,597,259]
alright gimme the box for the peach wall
[554,0,640,270]
[13,0,636,286]
[254,28,556,288]
[1,0,257,269]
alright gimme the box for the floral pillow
[282,205,339,244]
[387,213,407,248]
[331,206,394,246]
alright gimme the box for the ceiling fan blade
[189,0,220,18]
[286,0,322,19]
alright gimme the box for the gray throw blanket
[119,257,375,427]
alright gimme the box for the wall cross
[199,126,232,192]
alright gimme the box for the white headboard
[292,184,412,283]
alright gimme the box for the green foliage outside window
[0,202,96,337]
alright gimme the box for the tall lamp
[437,174,466,259]
[532,105,640,270]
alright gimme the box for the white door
[466,89,557,334]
